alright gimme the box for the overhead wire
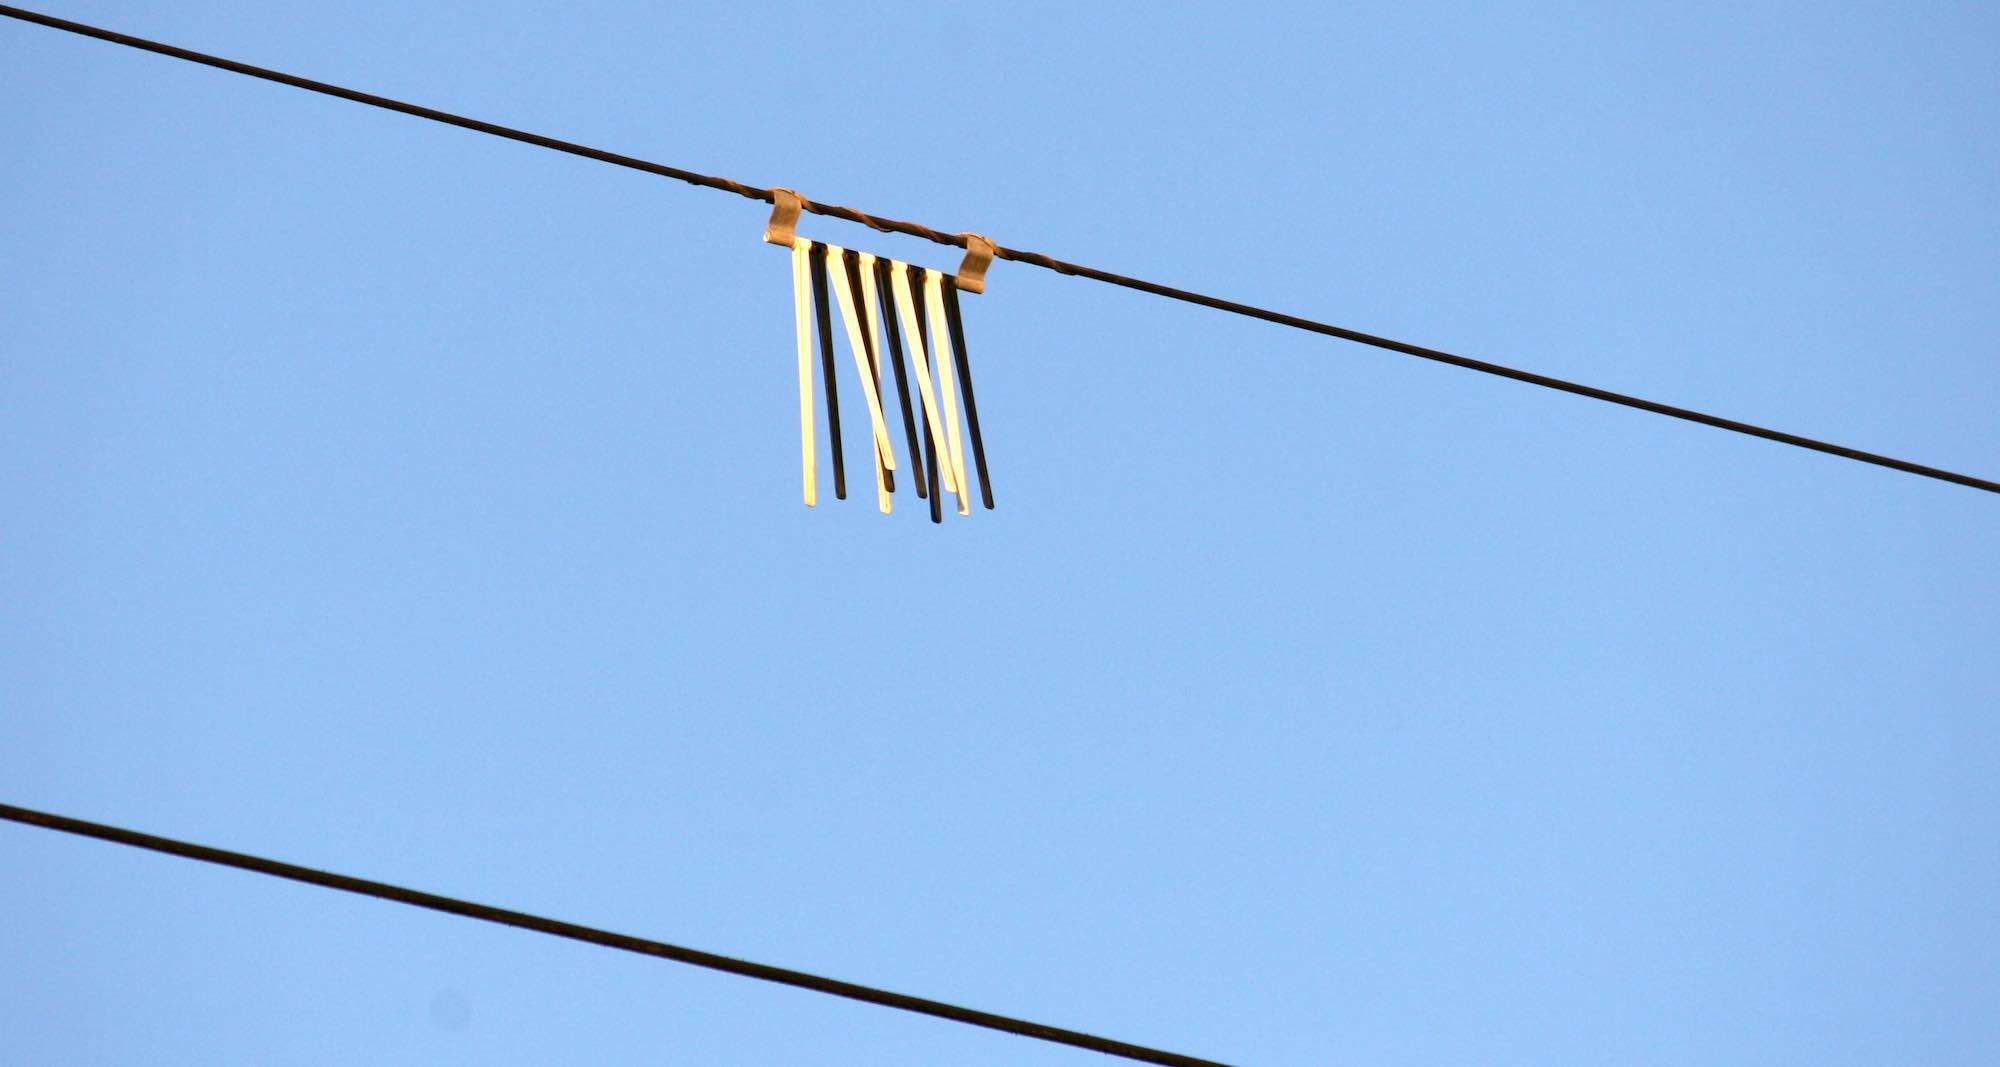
[0,801,1232,1067]
[3,5,1985,1059]
[1,4,1995,496]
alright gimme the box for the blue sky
[4,3,1997,1064]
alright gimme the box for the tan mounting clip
[763,188,806,247]
[955,233,997,294]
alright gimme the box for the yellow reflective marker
[856,254,895,473]
[790,237,817,507]
[825,245,898,514]
[925,269,973,516]
[891,262,959,497]
[858,253,888,372]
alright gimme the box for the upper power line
[3,3,1995,496]
[0,801,1232,1067]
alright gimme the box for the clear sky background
[4,3,1997,1064]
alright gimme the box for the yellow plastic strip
[890,262,959,497]
[925,270,973,516]
[825,244,894,513]
[855,253,895,513]
[858,253,887,361]
[857,253,893,468]
[791,237,816,507]
[825,245,898,478]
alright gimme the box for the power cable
[2,1,1994,498]
[0,801,1231,1067]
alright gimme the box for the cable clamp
[763,188,806,247]
[955,233,996,294]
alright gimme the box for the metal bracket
[954,233,996,294]
[763,188,806,247]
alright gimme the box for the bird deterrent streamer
[769,192,995,523]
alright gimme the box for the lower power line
[0,801,1230,1067]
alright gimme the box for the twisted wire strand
[0,801,1231,1067]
